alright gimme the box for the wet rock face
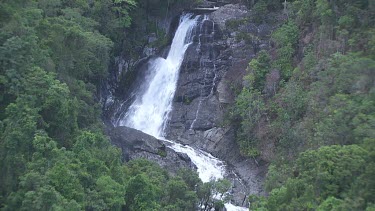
[167,4,271,136]
[165,4,274,205]
[168,17,227,132]
[110,126,196,174]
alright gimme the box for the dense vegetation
[230,0,374,210]
[0,0,234,210]
[1,0,374,210]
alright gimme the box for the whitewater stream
[117,14,247,211]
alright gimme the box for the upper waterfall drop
[116,12,226,183]
[118,14,200,138]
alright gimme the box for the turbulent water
[118,14,198,137]
[117,14,247,211]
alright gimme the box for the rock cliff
[165,3,275,202]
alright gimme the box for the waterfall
[117,14,247,211]
[118,14,199,137]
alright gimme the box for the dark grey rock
[264,69,280,98]
[110,126,196,174]
[209,4,248,29]
[165,8,275,206]
[257,24,273,38]
[143,46,157,57]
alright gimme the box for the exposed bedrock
[110,126,196,174]
[165,3,274,203]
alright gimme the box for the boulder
[110,126,196,174]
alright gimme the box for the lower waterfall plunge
[117,14,247,211]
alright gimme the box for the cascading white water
[118,14,198,137]
[118,14,247,211]
[163,139,225,183]
[118,13,226,181]
[117,13,226,181]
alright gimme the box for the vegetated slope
[0,0,230,210]
[229,0,374,210]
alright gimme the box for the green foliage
[2,130,125,210]
[1,130,206,210]
[124,160,213,211]
[197,179,231,211]
[271,21,299,79]
[38,16,113,84]
[177,168,201,189]
[252,145,373,210]
[231,88,265,157]
[293,0,316,25]
[234,88,265,130]
[265,163,293,192]
[235,32,257,44]
[273,21,299,45]
[125,174,161,210]
[163,177,198,210]
[0,1,212,210]
[307,54,375,146]
[252,0,268,23]
[315,0,333,25]
[265,53,374,156]
[246,50,271,90]
[233,1,375,210]
[225,18,247,31]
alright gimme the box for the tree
[163,177,197,210]
[89,176,125,210]
[197,179,231,211]
[246,50,271,91]
[0,97,40,197]
[271,21,299,79]
[125,174,161,211]
[257,145,370,210]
